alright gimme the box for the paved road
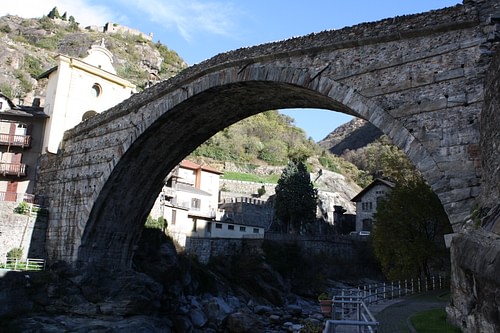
[370,290,449,333]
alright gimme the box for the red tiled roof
[180,160,223,174]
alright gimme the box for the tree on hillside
[372,177,452,280]
[274,157,318,234]
[342,135,417,184]
[47,7,61,19]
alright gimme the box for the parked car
[349,231,371,237]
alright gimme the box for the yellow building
[39,40,136,153]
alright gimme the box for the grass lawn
[410,308,462,333]
[221,171,279,184]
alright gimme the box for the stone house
[351,178,395,232]
[38,40,136,154]
[218,197,274,230]
[0,93,47,203]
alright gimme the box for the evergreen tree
[47,7,61,19]
[372,177,452,280]
[274,157,318,233]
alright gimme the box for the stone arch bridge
[36,0,500,268]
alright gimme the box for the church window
[91,83,102,97]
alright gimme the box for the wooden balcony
[0,163,26,177]
[0,133,31,148]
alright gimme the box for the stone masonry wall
[185,235,355,265]
[447,44,500,333]
[0,202,47,261]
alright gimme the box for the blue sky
[1,0,461,141]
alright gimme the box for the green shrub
[144,215,167,230]
[34,36,60,50]
[14,201,31,215]
[0,24,11,33]
[13,69,33,96]
[0,83,14,99]
[23,54,45,78]
[7,247,23,260]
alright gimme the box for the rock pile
[0,266,328,332]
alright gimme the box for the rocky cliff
[318,118,382,156]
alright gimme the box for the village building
[351,178,395,232]
[0,93,47,202]
[150,160,265,247]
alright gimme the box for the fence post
[368,284,372,304]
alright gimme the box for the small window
[191,198,201,209]
[215,223,222,229]
[171,210,176,225]
[228,224,234,230]
[91,83,102,97]
[240,226,246,232]
[253,228,259,234]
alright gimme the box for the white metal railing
[324,290,379,333]
[355,275,448,305]
[0,258,46,271]
[322,275,449,332]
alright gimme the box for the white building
[351,178,395,232]
[39,40,136,153]
[151,160,265,247]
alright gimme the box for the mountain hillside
[0,13,187,105]
[318,118,383,156]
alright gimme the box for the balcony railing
[0,133,31,148]
[0,163,26,177]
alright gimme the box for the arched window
[91,83,102,98]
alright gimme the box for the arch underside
[76,72,458,268]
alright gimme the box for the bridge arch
[36,1,497,267]
[77,68,403,267]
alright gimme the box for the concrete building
[150,160,265,247]
[351,178,395,232]
[39,40,136,153]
